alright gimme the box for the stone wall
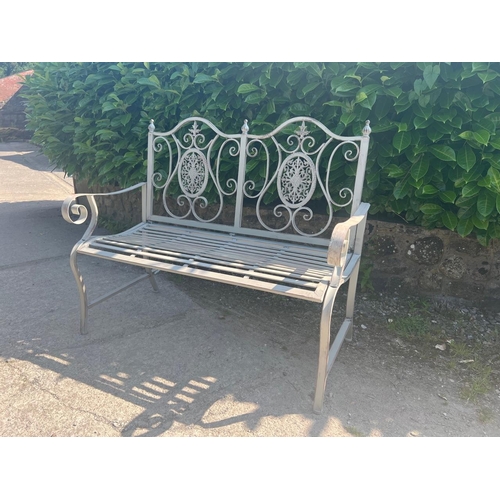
[363,220,500,308]
[0,93,32,141]
[73,178,500,308]
[0,93,29,129]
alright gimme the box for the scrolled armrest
[327,202,370,267]
[61,182,146,225]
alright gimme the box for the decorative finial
[148,119,155,132]
[362,120,371,136]
[241,119,249,134]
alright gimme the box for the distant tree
[0,63,33,78]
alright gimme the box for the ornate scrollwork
[250,120,363,236]
[153,121,231,223]
[243,139,270,198]
[61,197,89,225]
[182,121,206,149]
[148,117,366,236]
[178,149,208,197]
[277,153,316,209]
[215,138,239,196]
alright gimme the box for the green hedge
[23,62,500,244]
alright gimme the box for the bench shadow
[2,263,359,437]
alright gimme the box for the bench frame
[62,116,371,413]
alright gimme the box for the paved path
[0,142,499,437]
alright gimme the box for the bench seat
[79,222,358,303]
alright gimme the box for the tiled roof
[0,70,34,103]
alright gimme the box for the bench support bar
[89,270,159,310]
[70,247,159,335]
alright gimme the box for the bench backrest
[146,116,371,246]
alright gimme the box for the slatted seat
[80,222,356,303]
[62,116,372,413]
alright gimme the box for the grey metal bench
[62,116,372,413]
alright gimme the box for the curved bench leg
[69,246,89,335]
[313,286,339,414]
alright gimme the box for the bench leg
[345,259,361,342]
[69,248,89,335]
[313,286,339,414]
[146,269,159,292]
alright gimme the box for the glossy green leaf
[384,87,403,98]
[455,194,477,209]
[488,167,500,193]
[462,183,480,198]
[473,129,490,145]
[458,131,475,141]
[439,190,456,204]
[410,156,429,180]
[477,189,496,217]
[434,108,456,123]
[414,116,431,129]
[193,73,215,83]
[392,131,412,153]
[457,144,476,171]
[456,217,474,237]
[359,92,377,110]
[355,91,367,103]
[335,81,359,92]
[394,177,411,199]
[428,144,456,162]
[421,184,439,195]
[488,136,500,150]
[441,211,458,230]
[423,64,440,89]
[237,83,260,94]
[383,164,405,178]
[472,216,489,230]
[137,77,159,88]
[427,127,444,142]
[472,62,489,72]
[420,203,444,215]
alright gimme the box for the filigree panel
[277,153,316,209]
[249,120,360,237]
[178,149,208,198]
[150,120,239,223]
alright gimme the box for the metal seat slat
[100,236,330,278]
[88,238,331,283]
[86,241,326,291]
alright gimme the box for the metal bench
[62,116,372,413]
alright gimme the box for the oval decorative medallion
[277,153,316,208]
[178,149,208,198]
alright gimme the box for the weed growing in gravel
[389,315,430,339]
[448,342,493,402]
[477,407,494,424]
[460,365,492,402]
[449,341,474,359]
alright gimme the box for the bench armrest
[327,202,370,269]
[61,182,146,241]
